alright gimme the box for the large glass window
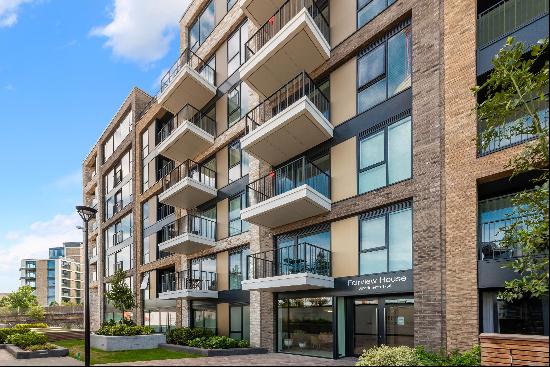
[358,26,411,113]
[227,21,248,76]
[230,304,250,341]
[103,112,132,162]
[189,1,215,51]
[192,302,217,334]
[277,297,333,358]
[229,247,250,290]
[358,0,396,29]
[227,83,249,127]
[228,140,249,183]
[359,116,411,193]
[105,213,133,249]
[229,192,249,236]
[360,204,412,275]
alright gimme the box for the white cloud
[51,170,82,190]
[91,0,191,65]
[0,0,33,28]
[0,213,82,293]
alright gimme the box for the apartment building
[20,242,84,306]
[82,0,549,359]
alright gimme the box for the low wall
[160,343,269,356]
[0,306,83,328]
[480,333,549,366]
[91,334,166,351]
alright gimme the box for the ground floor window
[143,308,176,333]
[230,304,250,341]
[481,291,549,336]
[277,297,333,358]
[192,301,217,335]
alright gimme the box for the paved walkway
[0,349,83,366]
[98,354,357,366]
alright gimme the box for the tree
[27,305,45,321]
[105,268,135,322]
[2,286,38,314]
[474,37,549,302]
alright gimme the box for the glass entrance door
[350,296,414,356]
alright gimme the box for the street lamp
[76,205,97,367]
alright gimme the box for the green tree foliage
[105,268,135,321]
[27,305,45,321]
[1,286,38,314]
[473,37,549,301]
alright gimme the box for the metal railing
[113,231,124,246]
[160,272,177,293]
[163,160,216,191]
[247,242,331,279]
[177,270,217,291]
[245,71,330,134]
[158,161,175,181]
[157,104,217,145]
[159,215,216,243]
[158,203,175,221]
[160,49,215,94]
[477,0,549,48]
[245,0,330,60]
[479,217,524,260]
[247,156,330,206]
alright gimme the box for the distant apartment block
[20,242,84,306]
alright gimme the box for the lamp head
[76,206,97,222]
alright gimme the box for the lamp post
[76,205,97,367]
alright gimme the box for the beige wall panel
[331,216,359,278]
[330,0,357,47]
[216,145,229,188]
[217,303,230,336]
[217,198,229,240]
[331,137,357,201]
[214,0,227,25]
[216,41,228,83]
[216,95,228,138]
[330,57,357,126]
[217,251,229,291]
[150,271,157,296]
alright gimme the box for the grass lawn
[55,339,200,365]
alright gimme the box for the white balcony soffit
[157,121,215,162]
[241,273,334,292]
[158,233,216,255]
[158,177,217,209]
[241,184,331,228]
[158,66,216,113]
[241,96,333,166]
[159,289,218,300]
[240,8,330,97]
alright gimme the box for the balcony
[159,270,218,300]
[242,157,331,228]
[158,160,217,209]
[240,0,286,26]
[241,72,332,166]
[89,246,98,264]
[158,215,216,255]
[157,104,216,162]
[477,0,549,75]
[240,0,330,97]
[242,242,333,292]
[158,49,216,113]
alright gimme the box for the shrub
[27,305,45,321]
[166,327,213,346]
[188,337,209,348]
[415,345,481,366]
[5,332,48,349]
[238,339,250,348]
[187,335,248,349]
[15,323,48,329]
[95,323,153,336]
[0,327,30,344]
[356,345,418,366]
[25,343,58,351]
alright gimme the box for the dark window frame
[228,139,248,183]
[229,303,250,341]
[228,246,250,290]
[227,20,248,77]
[188,0,215,52]
[228,191,248,237]
[227,83,242,127]
[357,0,396,30]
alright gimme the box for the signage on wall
[334,270,413,296]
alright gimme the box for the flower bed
[92,321,164,351]
[0,328,68,359]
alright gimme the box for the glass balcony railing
[478,216,524,260]
[244,0,330,61]
[245,71,330,134]
[159,215,216,243]
[247,156,330,206]
[162,160,216,191]
[157,104,217,145]
[477,0,549,48]
[247,242,331,279]
[160,49,215,94]
[160,270,217,294]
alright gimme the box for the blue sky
[0,0,190,292]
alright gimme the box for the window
[229,247,250,290]
[357,25,411,113]
[227,21,248,76]
[359,203,412,275]
[143,162,149,193]
[105,213,133,249]
[156,155,174,181]
[227,83,249,126]
[192,302,217,334]
[106,245,132,277]
[189,1,215,52]
[227,0,238,11]
[103,112,133,162]
[229,192,249,236]
[358,0,396,29]
[359,116,411,193]
[142,131,149,158]
[228,140,249,183]
[230,304,250,341]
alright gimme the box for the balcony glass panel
[156,104,217,145]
